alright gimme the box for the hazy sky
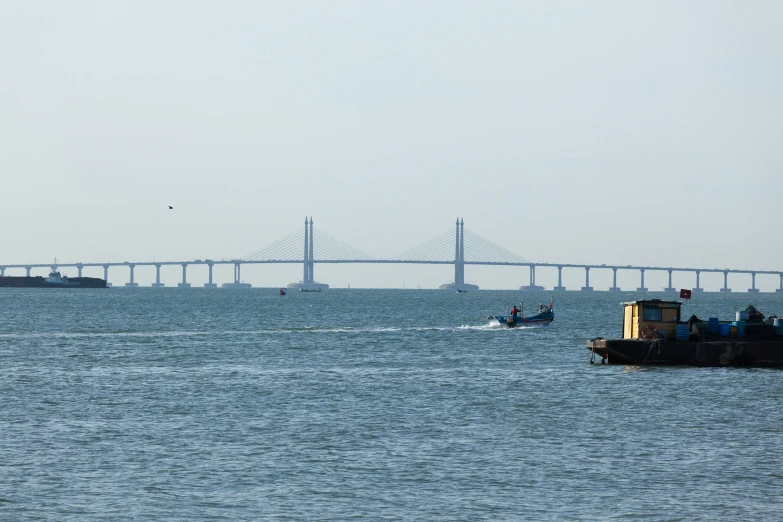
[2,1,782,289]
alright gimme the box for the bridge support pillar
[103,265,111,287]
[152,263,165,287]
[553,266,566,291]
[77,264,83,278]
[720,271,732,293]
[204,262,217,288]
[581,267,593,291]
[178,263,191,288]
[125,264,138,287]
[0,266,5,277]
[25,266,31,277]
[693,270,703,292]
[748,272,759,293]
[609,267,621,291]
[520,265,544,291]
[636,269,648,292]
[664,269,676,292]
[223,262,252,288]
[777,274,783,293]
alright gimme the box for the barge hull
[0,276,107,288]
[587,338,783,367]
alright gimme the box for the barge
[0,268,107,288]
[587,299,783,367]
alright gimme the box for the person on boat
[511,305,518,317]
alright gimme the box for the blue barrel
[732,320,746,337]
[708,318,720,334]
[675,323,690,341]
[719,323,731,336]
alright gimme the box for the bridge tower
[302,217,310,285]
[439,218,478,291]
[308,217,314,284]
[454,218,463,286]
[288,217,329,290]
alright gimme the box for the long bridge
[2,218,782,293]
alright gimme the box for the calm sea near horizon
[1,288,781,521]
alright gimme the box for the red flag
[679,289,692,300]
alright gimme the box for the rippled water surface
[1,288,781,520]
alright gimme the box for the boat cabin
[622,299,681,340]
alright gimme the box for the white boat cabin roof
[621,299,682,308]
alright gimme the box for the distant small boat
[490,301,554,328]
[456,289,468,293]
[300,288,321,293]
[279,288,286,296]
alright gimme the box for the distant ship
[221,282,252,288]
[439,282,479,292]
[287,281,329,290]
[0,268,107,288]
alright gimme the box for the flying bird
[168,206,173,210]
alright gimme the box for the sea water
[1,288,781,521]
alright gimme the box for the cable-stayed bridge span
[2,218,782,292]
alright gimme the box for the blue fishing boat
[491,301,554,328]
